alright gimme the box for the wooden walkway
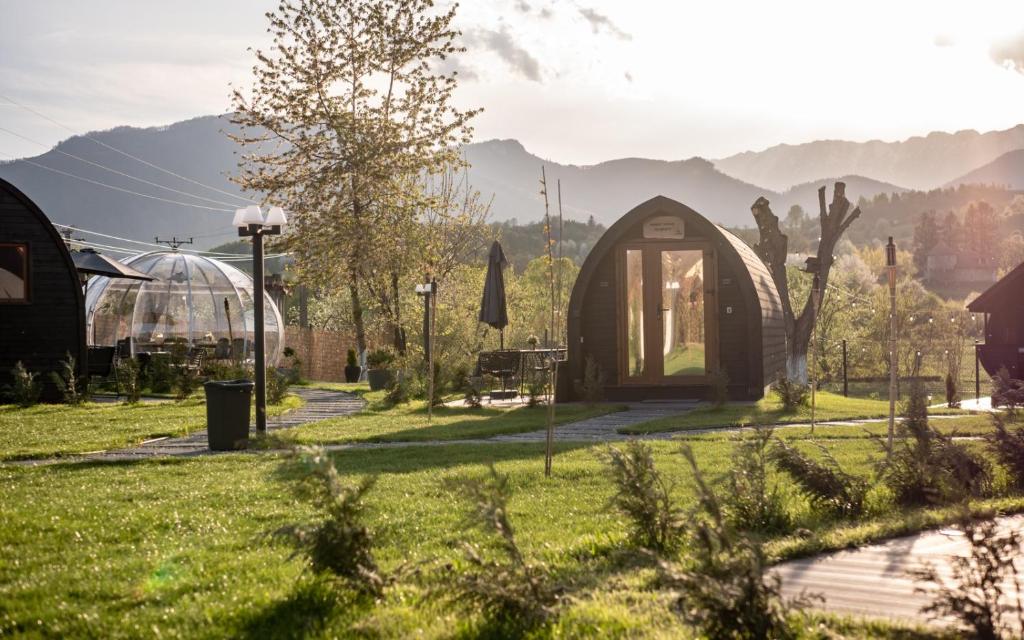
[773,514,1024,631]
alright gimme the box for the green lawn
[662,343,705,376]
[0,394,303,461]
[1,413,1018,637]
[284,388,624,443]
[620,390,967,435]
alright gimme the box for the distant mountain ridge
[0,114,1014,249]
[715,125,1024,192]
[946,149,1024,190]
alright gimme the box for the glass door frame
[616,240,718,385]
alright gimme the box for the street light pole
[234,205,286,435]
[886,237,897,457]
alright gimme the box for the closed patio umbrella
[479,240,510,349]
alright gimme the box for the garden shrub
[601,441,685,554]
[581,354,605,405]
[770,439,867,518]
[463,376,484,408]
[8,361,41,407]
[911,515,1024,639]
[773,378,809,412]
[992,366,1024,414]
[345,348,358,369]
[945,372,960,409]
[726,428,792,535]
[438,466,559,631]
[266,366,290,405]
[204,361,252,381]
[272,445,384,595]
[283,346,304,385]
[385,370,414,405]
[986,413,1024,492]
[881,380,991,507]
[116,358,142,404]
[656,445,804,639]
[366,348,395,370]
[50,351,87,405]
[145,355,174,393]
[173,365,200,401]
[526,373,547,408]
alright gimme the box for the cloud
[991,30,1024,73]
[465,26,542,82]
[933,33,955,48]
[577,6,631,40]
[624,71,633,83]
[514,0,531,12]
[435,55,479,81]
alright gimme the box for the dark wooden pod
[968,262,1024,379]
[0,177,86,401]
[565,196,785,402]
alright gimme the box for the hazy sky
[2,0,1024,164]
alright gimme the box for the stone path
[489,401,702,443]
[773,514,1024,631]
[11,388,365,465]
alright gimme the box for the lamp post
[233,205,287,434]
[416,279,438,422]
[886,236,897,457]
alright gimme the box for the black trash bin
[204,379,254,451]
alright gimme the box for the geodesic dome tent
[85,251,283,365]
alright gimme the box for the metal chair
[87,345,119,398]
[478,350,521,402]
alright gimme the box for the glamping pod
[0,177,87,400]
[85,251,285,366]
[967,261,1024,378]
[565,196,786,401]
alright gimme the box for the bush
[911,515,1024,639]
[601,441,685,554]
[385,370,414,405]
[526,373,547,408]
[770,439,867,518]
[282,347,303,385]
[581,355,605,405]
[345,348,358,369]
[656,445,803,639]
[992,366,1024,414]
[945,372,960,408]
[709,369,729,409]
[145,355,174,394]
[726,428,792,535]
[773,378,809,412]
[986,413,1024,492]
[437,466,558,631]
[272,445,383,595]
[464,376,484,408]
[116,358,142,404]
[7,361,41,407]
[173,365,200,401]
[366,348,395,369]
[881,380,991,507]
[266,366,290,405]
[50,352,87,405]
[204,361,253,381]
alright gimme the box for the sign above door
[642,215,685,239]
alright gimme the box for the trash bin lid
[204,379,254,391]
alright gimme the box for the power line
[52,223,287,259]
[0,149,234,212]
[0,94,255,206]
[0,125,243,208]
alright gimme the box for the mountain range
[0,114,1021,250]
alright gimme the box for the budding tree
[230,0,480,354]
[751,183,861,383]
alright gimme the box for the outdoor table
[476,348,567,400]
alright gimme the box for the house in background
[925,240,997,297]
[0,177,86,400]
[967,261,1024,379]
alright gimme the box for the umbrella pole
[500,328,504,351]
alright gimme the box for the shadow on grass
[327,441,595,476]
[238,577,378,640]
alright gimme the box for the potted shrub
[365,348,395,391]
[344,348,362,383]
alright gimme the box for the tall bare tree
[751,183,861,382]
[230,0,480,355]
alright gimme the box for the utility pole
[154,236,194,251]
[886,237,897,457]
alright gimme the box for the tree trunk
[348,272,367,357]
[752,183,860,385]
[390,271,407,355]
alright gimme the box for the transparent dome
[85,251,283,365]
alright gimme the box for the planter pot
[367,368,393,391]
[344,365,362,383]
